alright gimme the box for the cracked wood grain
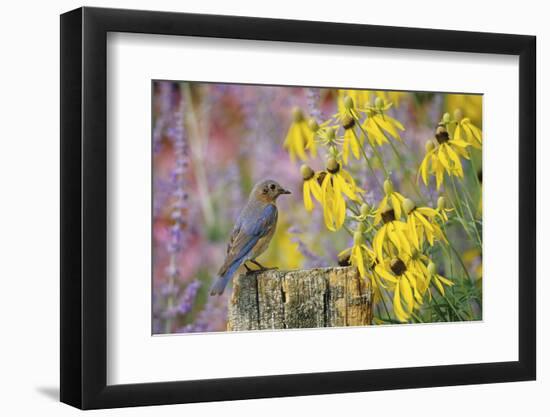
[227,266,372,331]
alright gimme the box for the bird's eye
[270,184,276,190]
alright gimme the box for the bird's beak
[278,188,291,195]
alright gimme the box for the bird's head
[253,179,291,203]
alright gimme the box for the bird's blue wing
[217,204,277,276]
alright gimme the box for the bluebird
[210,179,291,296]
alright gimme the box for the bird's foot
[259,266,278,272]
[251,260,278,272]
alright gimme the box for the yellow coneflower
[331,96,364,164]
[374,257,423,322]
[362,98,405,146]
[407,251,430,299]
[283,107,316,161]
[300,164,322,212]
[341,113,363,164]
[418,125,471,189]
[402,198,445,249]
[453,109,482,149]
[373,207,411,262]
[340,237,387,304]
[320,158,361,231]
[374,179,407,223]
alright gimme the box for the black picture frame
[60,6,536,410]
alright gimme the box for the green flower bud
[328,146,339,159]
[326,127,336,141]
[357,222,367,233]
[360,203,370,217]
[437,196,447,210]
[383,179,393,195]
[403,198,416,214]
[425,140,435,152]
[375,97,384,109]
[353,231,364,245]
[326,157,340,173]
[308,118,319,132]
[300,164,315,181]
[453,108,463,122]
[442,112,451,124]
[427,262,437,276]
[292,107,304,123]
[344,96,354,110]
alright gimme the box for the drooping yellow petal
[339,170,360,201]
[451,139,470,148]
[434,159,444,189]
[386,224,402,253]
[303,182,313,211]
[342,132,350,164]
[321,175,335,231]
[396,226,412,256]
[417,207,437,218]
[391,193,402,220]
[336,192,346,229]
[353,246,366,277]
[309,177,322,201]
[454,123,463,142]
[374,226,387,261]
[408,215,419,250]
[349,129,361,159]
[393,281,408,322]
[331,176,346,230]
[389,116,405,131]
[434,276,445,295]
[445,145,464,177]
[416,212,434,233]
[284,124,307,161]
[438,145,451,172]
[400,276,414,312]
[376,115,400,140]
[375,264,398,283]
[419,153,431,186]
[300,123,316,157]
[364,118,387,145]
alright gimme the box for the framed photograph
[60,6,536,409]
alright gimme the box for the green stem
[356,123,390,178]
[411,312,424,323]
[378,289,394,323]
[441,229,472,282]
[387,140,427,205]
[451,176,482,248]
[352,128,382,190]
[440,292,466,321]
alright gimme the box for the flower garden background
[152,81,482,334]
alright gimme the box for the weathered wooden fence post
[227,266,373,331]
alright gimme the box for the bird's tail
[209,260,242,296]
